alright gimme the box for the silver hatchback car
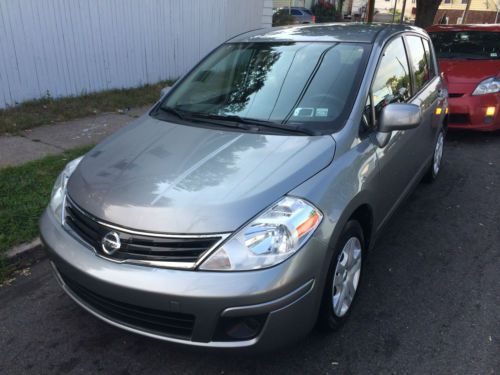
[40,24,448,351]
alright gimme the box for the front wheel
[423,130,445,183]
[318,220,364,330]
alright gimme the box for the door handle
[437,89,447,100]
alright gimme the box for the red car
[427,24,500,131]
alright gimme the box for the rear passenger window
[422,38,436,79]
[406,36,431,92]
[371,37,411,124]
[291,9,302,15]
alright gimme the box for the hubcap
[332,237,362,317]
[433,133,444,176]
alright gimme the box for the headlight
[49,156,84,223]
[199,197,323,271]
[472,77,500,96]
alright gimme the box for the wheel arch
[325,196,376,255]
[348,204,374,250]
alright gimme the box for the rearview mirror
[160,86,171,99]
[378,103,421,133]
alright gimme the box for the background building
[435,0,500,24]
[373,0,416,21]
[350,0,416,22]
[273,0,315,9]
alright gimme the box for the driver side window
[370,37,412,127]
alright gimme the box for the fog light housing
[213,315,267,341]
[484,106,496,124]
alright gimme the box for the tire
[423,129,445,183]
[318,220,365,331]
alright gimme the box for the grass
[0,80,174,135]
[0,145,93,282]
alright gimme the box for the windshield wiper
[188,113,318,136]
[185,112,255,131]
[155,109,318,135]
[155,106,253,131]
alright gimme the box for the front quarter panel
[290,130,379,279]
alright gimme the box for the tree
[366,0,375,22]
[365,0,441,27]
[414,0,442,28]
[462,0,472,23]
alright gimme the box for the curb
[5,237,47,269]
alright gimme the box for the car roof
[427,24,500,32]
[229,23,427,44]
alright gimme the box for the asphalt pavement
[1,130,499,374]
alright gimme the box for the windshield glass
[429,31,500,60]
[159,42,370,132]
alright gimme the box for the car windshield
[429,31,500,60]
[158,42,370,133]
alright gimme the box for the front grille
[59,271,195,338]
[449,93,464,98]
[449,113,469,124]
[64,196,224,268]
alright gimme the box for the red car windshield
[430,31,500,60]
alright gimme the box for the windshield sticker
[293,108,315,117]
[315,108,329,117]
[491,52,498,57]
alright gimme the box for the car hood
[439,59,500,84]
[68,116,335,233]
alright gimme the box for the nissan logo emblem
[101,231,121,255]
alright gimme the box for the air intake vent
[59,270,195,338]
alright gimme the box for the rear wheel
[318,220,364,330]
[423,130,444,183]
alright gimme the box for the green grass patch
[0,80,174,135]
[0,145,93,282]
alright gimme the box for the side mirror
[378,103,422,133]
[160,86,171,99]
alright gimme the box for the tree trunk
[400,0,407,23]
[366,0,375,22]
[336,0,345,21]
[414,0,441,28]
[462,0,472,23]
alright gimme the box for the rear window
[302,9,313,15]
[422,38,436,79]
[429,31,500,60]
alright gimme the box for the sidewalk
[0,106,150,168]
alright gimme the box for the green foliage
[0,80,174,135]
[312,0,336,22]
[0,145,93,281]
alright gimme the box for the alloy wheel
[332,237,362,317]
[433,132,444,176]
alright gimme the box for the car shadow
[445,128,500,145]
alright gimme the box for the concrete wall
[0,0,271,109]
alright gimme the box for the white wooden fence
[0,0,272,108]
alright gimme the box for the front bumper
[447,88,499,131]
[40,209,328,350]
